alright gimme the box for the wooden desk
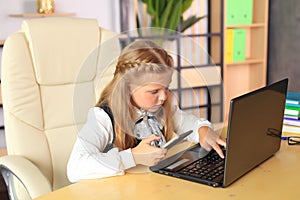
[35,141,300,200]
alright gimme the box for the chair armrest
[0,155,52,199]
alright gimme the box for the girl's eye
[150,90,159,94]
[150,88,169,95]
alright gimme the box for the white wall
[0,0,121,41]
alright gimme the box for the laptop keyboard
[178,150,225,182]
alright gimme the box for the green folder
[233,28,246,61]
[226,0,240,25]
[239,0,253,25]
[226,0,253,25]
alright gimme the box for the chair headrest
[22,17,100,85]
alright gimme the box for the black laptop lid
[223,78,288,187]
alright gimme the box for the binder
[225,29,234,63]
[226,0,240,25]
[233,28,246,61]
[239,0,253,25]
[226,0,253,25]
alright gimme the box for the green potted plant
[137,0,206,36]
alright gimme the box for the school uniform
[67,105,212,182]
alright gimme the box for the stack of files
[282,92,300,138]
[225,28,246,62]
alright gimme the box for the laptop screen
[224,78,288,186]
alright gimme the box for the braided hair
[96,40,175,150]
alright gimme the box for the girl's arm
[171,106,226,158]
[171,105,213,143]
[67,107,136,182]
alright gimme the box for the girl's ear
[128,84,133,94]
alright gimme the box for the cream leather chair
[0,17,120,199]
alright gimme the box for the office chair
[0,17,120,199]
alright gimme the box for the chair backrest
[1,17,120,190]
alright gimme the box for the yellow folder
[225,29,234,63]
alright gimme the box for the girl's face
[131,83,169,112]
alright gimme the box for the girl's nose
[158,89,168,102]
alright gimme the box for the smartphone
[162,130,193,149]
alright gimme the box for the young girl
[67,40,226,182]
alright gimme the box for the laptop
[150,78,288,187]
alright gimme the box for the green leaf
[167,0,183,31]
[159,0,174,28]
[145,0,157,17]
[182,0,194,13]
[154,0,160,26]
[158,0,167,15]
[179,15,206,32]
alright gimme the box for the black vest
[99,104,141,152]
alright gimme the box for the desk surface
[35,141,300,200]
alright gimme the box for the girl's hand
[198,126,226,158]
[131,134,167,166]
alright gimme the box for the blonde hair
[96,40,175,150]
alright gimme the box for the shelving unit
[9,13,76,18]
[119,0,224,123]
[211,0,269,119]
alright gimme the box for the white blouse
[67,106,212,182]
